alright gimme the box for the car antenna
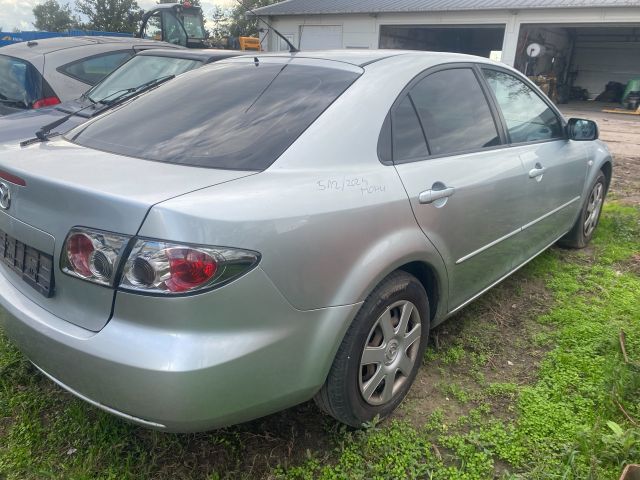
[235,0,299,53]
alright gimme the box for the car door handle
[528,165,546,178]
[419,186,456,204]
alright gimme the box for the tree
[224,0,280,38]
[75,0,141,33]
[32,0,77,32]
[209,5,230,43]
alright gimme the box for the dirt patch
[616,253,640,277]
[559,102,640,206]
[610,154,640,206]
[397,272,555,428]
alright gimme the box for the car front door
[390,65,528,312]
[481,68,589,263]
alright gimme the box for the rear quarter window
[58,51,134,85]
[68,59,361,170]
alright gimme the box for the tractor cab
[139,1,208,48]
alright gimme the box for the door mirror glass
[567,118,598,141]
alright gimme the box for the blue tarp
[0,30,132,47]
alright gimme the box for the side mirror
[567,118,598,141]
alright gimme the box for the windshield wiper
[97,74,175,106]
[0,98,27,108]
[80,91,96,104]
[20,74,175,147]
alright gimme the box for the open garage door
[515,24,640,103]
[379,25,505,59]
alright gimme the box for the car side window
[483,69,564,144]
[409,68,501,157]
[392,96,429,162]
[59,51,133,85]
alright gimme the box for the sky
[0,0,235,32]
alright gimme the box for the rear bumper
[0,266,360,432]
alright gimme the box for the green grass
[1,203,639,479]
[275,203,640,479]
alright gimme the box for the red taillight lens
[62,229,260,294]
[66,233,94,277]
[166,248,217,292]
[61,228,131,286]
[32,96,61,109]
[121,240,260,295]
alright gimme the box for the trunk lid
[0,139,255,331]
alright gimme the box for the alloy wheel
[584,182,604,237]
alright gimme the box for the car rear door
[390,64,527,312]
[480,67,589,264]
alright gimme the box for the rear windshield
[68,59,361,170]
[87,55,203,103]
[0,55,42,110]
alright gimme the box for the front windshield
[87,55,202,103]
[181,12,206,39]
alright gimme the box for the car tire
[559,171,607,249]
[314,271,429,427]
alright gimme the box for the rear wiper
[20,75,175,148]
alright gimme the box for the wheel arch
[600,160,612,194]
[348,249,448,331]
[397,261,441,325]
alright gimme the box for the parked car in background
[0,49,245,144]
[0,51,610,432]
[0,36,180,116]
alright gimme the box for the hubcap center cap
[385,339,400,364]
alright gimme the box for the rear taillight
[119,240,260,295]
[61,229,260,294]
[32,96,61,109]
[61,228,131,286]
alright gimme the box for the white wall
[573,40,640,98]
[264,7,640,68]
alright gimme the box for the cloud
[0,0,235,32]
[0,0,39,31]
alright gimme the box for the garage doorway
[379,25,505,58]
[299,25,343,50]
[515,24,640,102]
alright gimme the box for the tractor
[139,1,209,48]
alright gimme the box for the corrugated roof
[253,0,640,16]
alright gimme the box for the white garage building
[253,0,640,100]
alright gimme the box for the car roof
[136,48,248,62]
[251,49,487,67]
[0,36,174,57]
[253,49,403,67]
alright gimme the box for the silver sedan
[0,50,610,432]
